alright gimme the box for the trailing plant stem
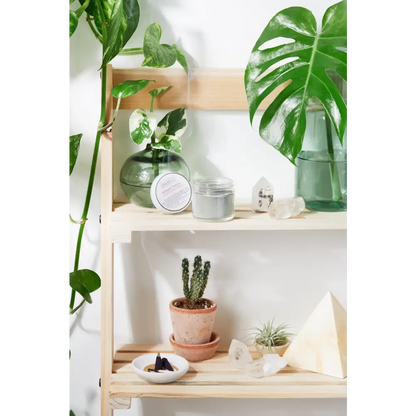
[70,65,108,312]
[86,17,103,43]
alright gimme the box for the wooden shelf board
[112,68,289,111]
[110,344,347,399]
[110,203,346,242]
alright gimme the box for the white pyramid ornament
[284,292,347,379]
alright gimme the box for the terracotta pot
[169,332,220,362]
[255,342,290,357]
[169,297,217,345]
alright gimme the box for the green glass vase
[120,144,190,208]
[296,105,347,212]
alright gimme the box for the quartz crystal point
[268,197,305,220]
[244,354,288,378]
[252,177,274,212]
[228,339,253,369]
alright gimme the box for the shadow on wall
[119,230,347,346]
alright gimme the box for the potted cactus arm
[170,256,217,345]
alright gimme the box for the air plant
[249,319,292,350]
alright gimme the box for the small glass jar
[192,178,235,222]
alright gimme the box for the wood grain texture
[110,203,346,242]
[109,398,131,410]
[110,344,347,399]
[112,68,289,110]
[101,65,115,416]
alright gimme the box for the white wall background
[70,1,347,415]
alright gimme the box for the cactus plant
[182,256,211,305]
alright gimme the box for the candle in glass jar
[192,178,235,222]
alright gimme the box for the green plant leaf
[70,411,76,416]
[244,0,347,165]
[78,0,95,16]
[70,10,79,37]
[129,109,156,145]
[153,136,182,153]
[149,86,172,99]
[70,134,83,175]
[142,23,177,68]
[99,0,141,68]
[70,269,101,304]
[173,44,189,75]
[155,108,187,140]
[149,86,172,111]
[111,79,154,98]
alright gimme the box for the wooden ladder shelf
[100,66,347,415]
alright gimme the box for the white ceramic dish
[132,353,189,384]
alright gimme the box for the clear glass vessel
[192,178,235,222]
[296,104,347,212]
[120,144,190,208]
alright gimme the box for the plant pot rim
[169,297,217,314]
[169,332,220,350]
[255,341,290,349]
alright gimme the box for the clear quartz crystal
[228,339,253,369]
[244,354,288,378]
[268,197,305,219]
[252,177,274,212]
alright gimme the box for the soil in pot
[172,298,213,310]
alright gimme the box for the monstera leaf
[245,0,347,164]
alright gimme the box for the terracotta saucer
[169,332,220,362]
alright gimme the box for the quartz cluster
[228,339,288,378]
[268,197,305,220]
[251,178,305,219]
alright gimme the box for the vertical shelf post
[101,65,114,416]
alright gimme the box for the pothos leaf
[142,23,177,68]
[99,0,141,68]
[149,86,172,99]
[78,0,95,16]
[70,10,79,37]
[70,134,83,175]
[152,136,182,153]
[244,0,347,165]
[70,269,101,304]
[129,110,157,145]
[173,44,189,75]
[111,79,155,98]
[155,108,187,141]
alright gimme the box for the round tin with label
[150,172,192,214]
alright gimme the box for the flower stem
[69,65,108,312]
